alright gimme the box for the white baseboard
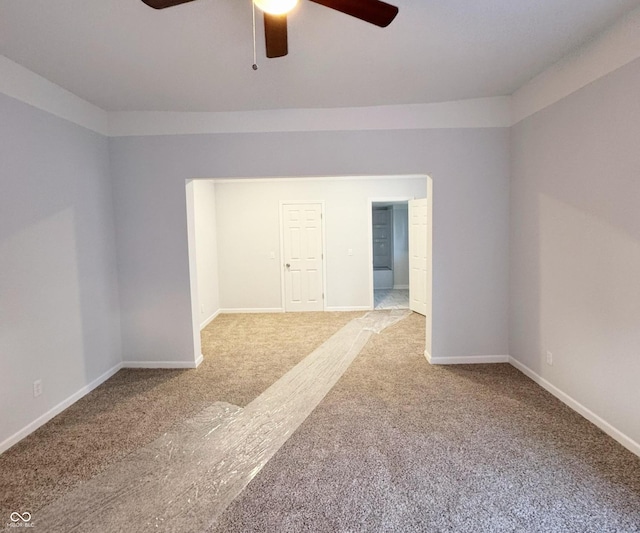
[220,307,370,313]
[5,351,636,463]
[423,352,640,458]
[0,362,123,455]
[200,309,220,330]
[122,359,201,369]
[219,307,284,314]
[324,306,371,312]
[194,353,204,368]
[427,354,510,365]
[509,357,640,458]
[393,285,409,290]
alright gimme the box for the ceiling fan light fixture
[253,0,298,16]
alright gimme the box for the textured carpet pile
[1,311,639,532]
[212,313,640,532]
[0,311,359,517]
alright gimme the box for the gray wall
[109,127,510,363]
[510,58,640,445]
[0,93,121,446]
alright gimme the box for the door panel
[290,270,302,303]
[290,227,301,259]
[307,269,321,303]
[282,203,324,312]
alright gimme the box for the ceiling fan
[141,0,399,58]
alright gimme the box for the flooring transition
[374,289,409,310]
[1,311,640,532]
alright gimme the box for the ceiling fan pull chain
[252,1,259,70]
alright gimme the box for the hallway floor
[374,288,410,309]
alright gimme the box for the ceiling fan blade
[264,13,288,58]
[309,0,398,27]
[141,0,197,9]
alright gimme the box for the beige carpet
[2,310,639,532]
[211,312,640,533]
[25,311,410,532]
[0,311,360,518]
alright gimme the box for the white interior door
[409,198,428,316]
[282,203,324,312]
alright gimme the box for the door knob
[285,263,291,268]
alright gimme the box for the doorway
[371,201,410,310]
[188,175,432,365]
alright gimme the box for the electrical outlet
[33,379,43,398]
[546,350,553,366]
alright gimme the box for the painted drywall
[392,204,410,289]
[0,55,109,135]
[108,97,511,136]
[109,127,510,363]
[213,177,425,311]
[510,57,640,447]
[193,180,220,326]
[0,93,121,450]
[511,5,640,124]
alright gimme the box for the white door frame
[367,196,414,310]
[424,177,433,360]
[279,201,328,312]
[185,179,203,367]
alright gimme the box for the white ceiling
[1,0,638,112]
